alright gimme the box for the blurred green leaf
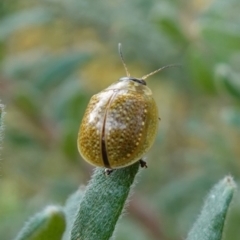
[186,46,215,92]
[6,129,38,147]
[0,7,52,40]
[156,1,189,49]
[2,50,48,78]
[14,90,42,120]
[35,53,91,90]
[215,64,240,99]
[199,0,240,59]
[15,205,66,240]
[157,17,188,46]
[49,76,88,119]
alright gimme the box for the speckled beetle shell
[77,78,159,169]
[77,44,175,169]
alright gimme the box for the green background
[0,0,240,239]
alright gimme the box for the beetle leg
[139,159,147,168]
[104,168,114,175]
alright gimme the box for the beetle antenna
[141,64,181,80]
[118,43,130,77]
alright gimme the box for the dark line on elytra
[101,136,110,168]
[101,91,118,168]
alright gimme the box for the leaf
[15,205,66,240]
[186,176,236,240]
[70,163,140,240]
[62,187,85,240]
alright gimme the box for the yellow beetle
[78,43,176,170]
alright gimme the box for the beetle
[77,43,176,172]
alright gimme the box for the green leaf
[15,205,66,240]
[62,187,85,240]
[186,176,236,240]
[71,163,140,240]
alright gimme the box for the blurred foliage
[0,0,240,239]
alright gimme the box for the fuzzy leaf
[15,205,66,240]
[71,163,140,240]
[186,176,236,240]
[62,187,85,240]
